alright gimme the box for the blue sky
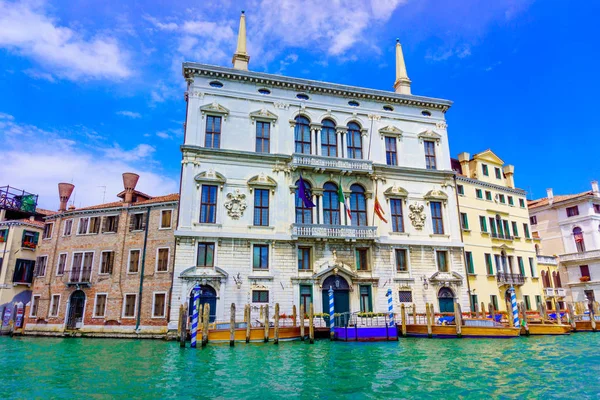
[0,0,598,209]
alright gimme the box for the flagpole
[372,180,377,226]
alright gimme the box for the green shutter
[33,232,40,244]
[485,254,493,275]
[367,286,373,312]
[518,257,525,276]
[480,216,487,232]
[466,252,474,274]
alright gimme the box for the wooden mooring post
[400,303,407,337]
[179,304,187,348]
[299,304,305,341]
[201,303,210,347]
[567,303,576,330]
[412,303,417,324]
[309,303,315,344]
[263,305,270,342]
[481,302,487,319]
[489,303,496,323]
[274,303,280,345]
[454,301,462,338]
[540,303,547,324]
[245,304,251,343]
[230,303,236,347]
[519,303,529,335]
[292,305,297,327]
[590,303,597,332]
[425,303,433,338]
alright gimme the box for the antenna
[98,186,107,203]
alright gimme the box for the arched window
[294,116,311,154]
[321,119,337,157]
[541,270,551,288]
[350,184,367,226]
[573,227,585,253]
[295,180,313,224]
[346,122,363,159]
[552,271,562,288]
[323,182,340,225]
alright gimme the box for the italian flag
[338,183,352,220]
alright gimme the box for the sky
[0,0,598,210]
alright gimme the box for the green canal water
[1,335,599,399]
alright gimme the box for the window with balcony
[321,119,337,157]
[70,252,93,283]
[323,182,341,225]
[253,189,269,226]
[128,250,140,273]
[197,243,215,267]
[157,248,169,272]
[479,216,487,233]
[298,247,311,270]
[123,294,137,318]
[22,230,39,250]
[424,141,436,170]
[566,206,579,217]
[476,189,483,199]
[255,121,270,153]
[356,248,369,271]
[56,253,67,276]
[253,244,269,270]
[205,115,221,149]
[42,223,53,239]
[252,290,269,303]
[437,251,448,272]
[385,136,397,166]
[431,202,444,234]
[482,164,489,176]
[347,122,363,159]
[103,215,119,233]
[295,180,313,224]
[573,227,585,252]
[294,116,311,154]
[350,185,367,226]
[395,249,408,272]
[465,251,474,274]
[13,259,34,284]
[359,285,373,312]
[63,219,73,236]
[200,185,218,224]
[390,199,404,233]
[159,210,172,229]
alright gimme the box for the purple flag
[298,175,315,208]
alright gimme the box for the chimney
[547,188,554,205]
[503,165,515,189]
[122,172,140,204]
[58,183,75,212]
[592,180,599,196]
[457,152,471,177]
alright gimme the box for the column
[315,194,323,225]
[315,128,321,156]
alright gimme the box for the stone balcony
[291,223,377,240]
[290,153,373,174]
[559,249,600,264]
[555,288,567,297]
[496,272,525,286]
[537,255,558,265]
[543,287,555,297]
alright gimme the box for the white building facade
[168,14,469,329]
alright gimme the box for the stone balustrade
[290,154,373,174]
[291,223,377,240]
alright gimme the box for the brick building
[24,174,178,338]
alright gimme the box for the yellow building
[453,150,543,313]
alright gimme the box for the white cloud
[156,131,171,139]
[143,15,179,31]
[116,110,142,118]
[0,113,177,210]
[23,68,55,82]
[0,1,131,80]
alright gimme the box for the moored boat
[205,323,304,343]
[521,323,571,335]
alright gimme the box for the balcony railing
[537,255,558,265]
[555,288,567,297]
[496,272,525,285]
[68,267,92,286]
[491,232,513,240]
[292,223,377,240]
[560,249,600,264]
[543,288,555,297]
[290,154,373,174]
[0,185,38,213]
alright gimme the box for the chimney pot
[122,172,140,204]
[547,188,554,205]
[58,183,75,212]
[592,180,599,196]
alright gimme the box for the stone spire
[232,11,250,70]
[393,38,411,95]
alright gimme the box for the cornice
[456,175,526,196]
[44,201,178,220]
[183,63,453,111]
[182,145,292,164]
[373,164,455,181]
[530,194,599,213]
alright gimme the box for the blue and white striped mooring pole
[387,288,395,327]
[190,285,200,348]
[510,286,520,328]
[328,286,335,338]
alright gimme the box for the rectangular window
[35,256,48,277]
[479,216,488,233]
[503,220,511,238]
[100,251,114,274]
[494,254,501,274]
[128,250,140,273]
[485,191,492,201]
[69,252,93,284]
[535,295,542,310]
[0,229,7,243]
[482,164,489,176]
[205,115,221,149]
[499,194,505,204]
[390,199,404,233]
[519,199,525,208]
[77,217,89,235]
[160,210,172,229]
[395,249,408,272]
[457,185,464,195]
[566,206,579,217]
[465,251,474,274]
[470,294,478,311]
[89,217,101,234]
[518,257,525,276]
[94,294,107,317]
[253,189,269,226]
[424,141,436,170]
[476,189,483,199]
[508,196,514,206]
[346,130,363,159]
[529,257,536,277]
[430,202,444,234]
[530,216,537,225]
[436,251,448,272]
[131,213,145,231]
[359,285,373,312]
[13,259,35,284]
[43,223,53,239]
[63,219,73,236]
[157,248,169,272]
[153,293,167,318]
[594,204,600,214]
[512,221,519,237]
[495,167,501,179]
[255,121,270,153]
[356,248,369,271]
[103,215,119,233]
[490,295,498,311]
[252,290,269,303]
[200,185,218,224]
[580,265,590,278]
[300,285,312,312]
[298,247,311,270]
[197,243,215,267]
[460,213,469,230]
[524,295,531,311]
[49,295,60,317]
[253,244,269,270]
[489,217,497,236]
[123,294,137,318]
[523,223,530,239]
[56,253,67,276]
[30,295,40,317]
[398,290,413,303]
[385,137,397,166]
[485,254,493,275]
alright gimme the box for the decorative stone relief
[274,102,290,110]
[409,204,426,230]
[436,121,448,130]
[224,189,247,220]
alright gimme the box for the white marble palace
[168,12,469,330]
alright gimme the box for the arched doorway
[321,275,350,316]
[66,290,86,329]
[438,287,455,313]
[188,285,217,322]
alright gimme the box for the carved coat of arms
[408,204,426,230]
[224,189,247,219]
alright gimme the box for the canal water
[1,335,599,399]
